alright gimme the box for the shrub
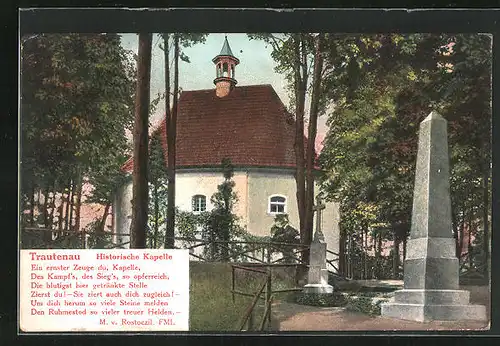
[344,296,389,316]
[291,292,347,307]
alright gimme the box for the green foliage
[85,220,114,249]
[270,214,298,241]
[314,33,491,277]
[269,214,300,262]
[21,230,84,249]
[20,33,135,234]
[189,262,293,331]
[160,33,209,49]
[176,209,204,240]
[344,296,389,316]
[293,292,347,307]
[201,159,247,261]
[173,159,249,261]
[190,262,251,331]
[146,134,168,248]
[247,33,327,114]
[159,33,209,72]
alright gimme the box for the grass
[189,262,295,331]
[189,263,404,330]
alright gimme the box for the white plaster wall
[175,171,249,226]
[113,170,340,270]
[247,172,299,237]
[113,171,250,248]
[246,171,340,272]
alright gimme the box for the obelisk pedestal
[381,111,487,322]
[303,229,334,294]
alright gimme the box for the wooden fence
[231,263,303,331]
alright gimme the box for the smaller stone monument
[381,111,487,322]
[303,196,334,294]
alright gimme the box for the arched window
[223,62,229,77]
[217,63,222,77]
[268,195,286,214]
[192,195,207,213]
[231,65,235,78]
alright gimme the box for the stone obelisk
[381,111,487,322]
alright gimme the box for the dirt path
[271,285,490,331]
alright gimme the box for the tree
[130,33,153,249]
[270,214,300,263]
[147,133,168,248]
[20,33,135,246]
[200,158,246,261]
[248,33,327,271]
[318,34,446,277]
[439,34,492,279]
[161,33,209,249]
[304,33,326,251]
[318,34,491,279]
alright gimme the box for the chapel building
[112,37,340,266]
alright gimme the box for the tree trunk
[364,227,368,279]
[222,193,231,261]
[30,185,35,226]
[96,203,111,249]
[64,180,72,234]
[44,183,55,242]
[392,230,400,279]
[468,205,473,269]
[402,234,407,262]
[458,208,466,260]
[165,34,179,249]
[339,229,346,276]
[48,183,57,229]
[346,234,351,278]
[293,34,307,280]
[68,179,77,231]
[349,235,355,279]
[130,33,152,249]
[304,33,325,245]
[451,206,459,257]
[481,168,489,280]
[41,183,50,228]
[73,178,83,247]
[162,33,171,249]
[376,231,382,278]
[57,195,64,236]
[154,184,159,248]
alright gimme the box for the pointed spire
[423,110,445,122]
[219,35,235,57]
[212,35,239,64]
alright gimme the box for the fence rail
[231,262,305,331]
[20,227,487,284]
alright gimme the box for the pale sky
[120,33,327,148]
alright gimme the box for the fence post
[248,309,254,331]
[266,240,272,328]
[266,270,272,326]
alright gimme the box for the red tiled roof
[122,84,317,173]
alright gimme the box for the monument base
[303,284,334,294]
[381,289,487,322]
